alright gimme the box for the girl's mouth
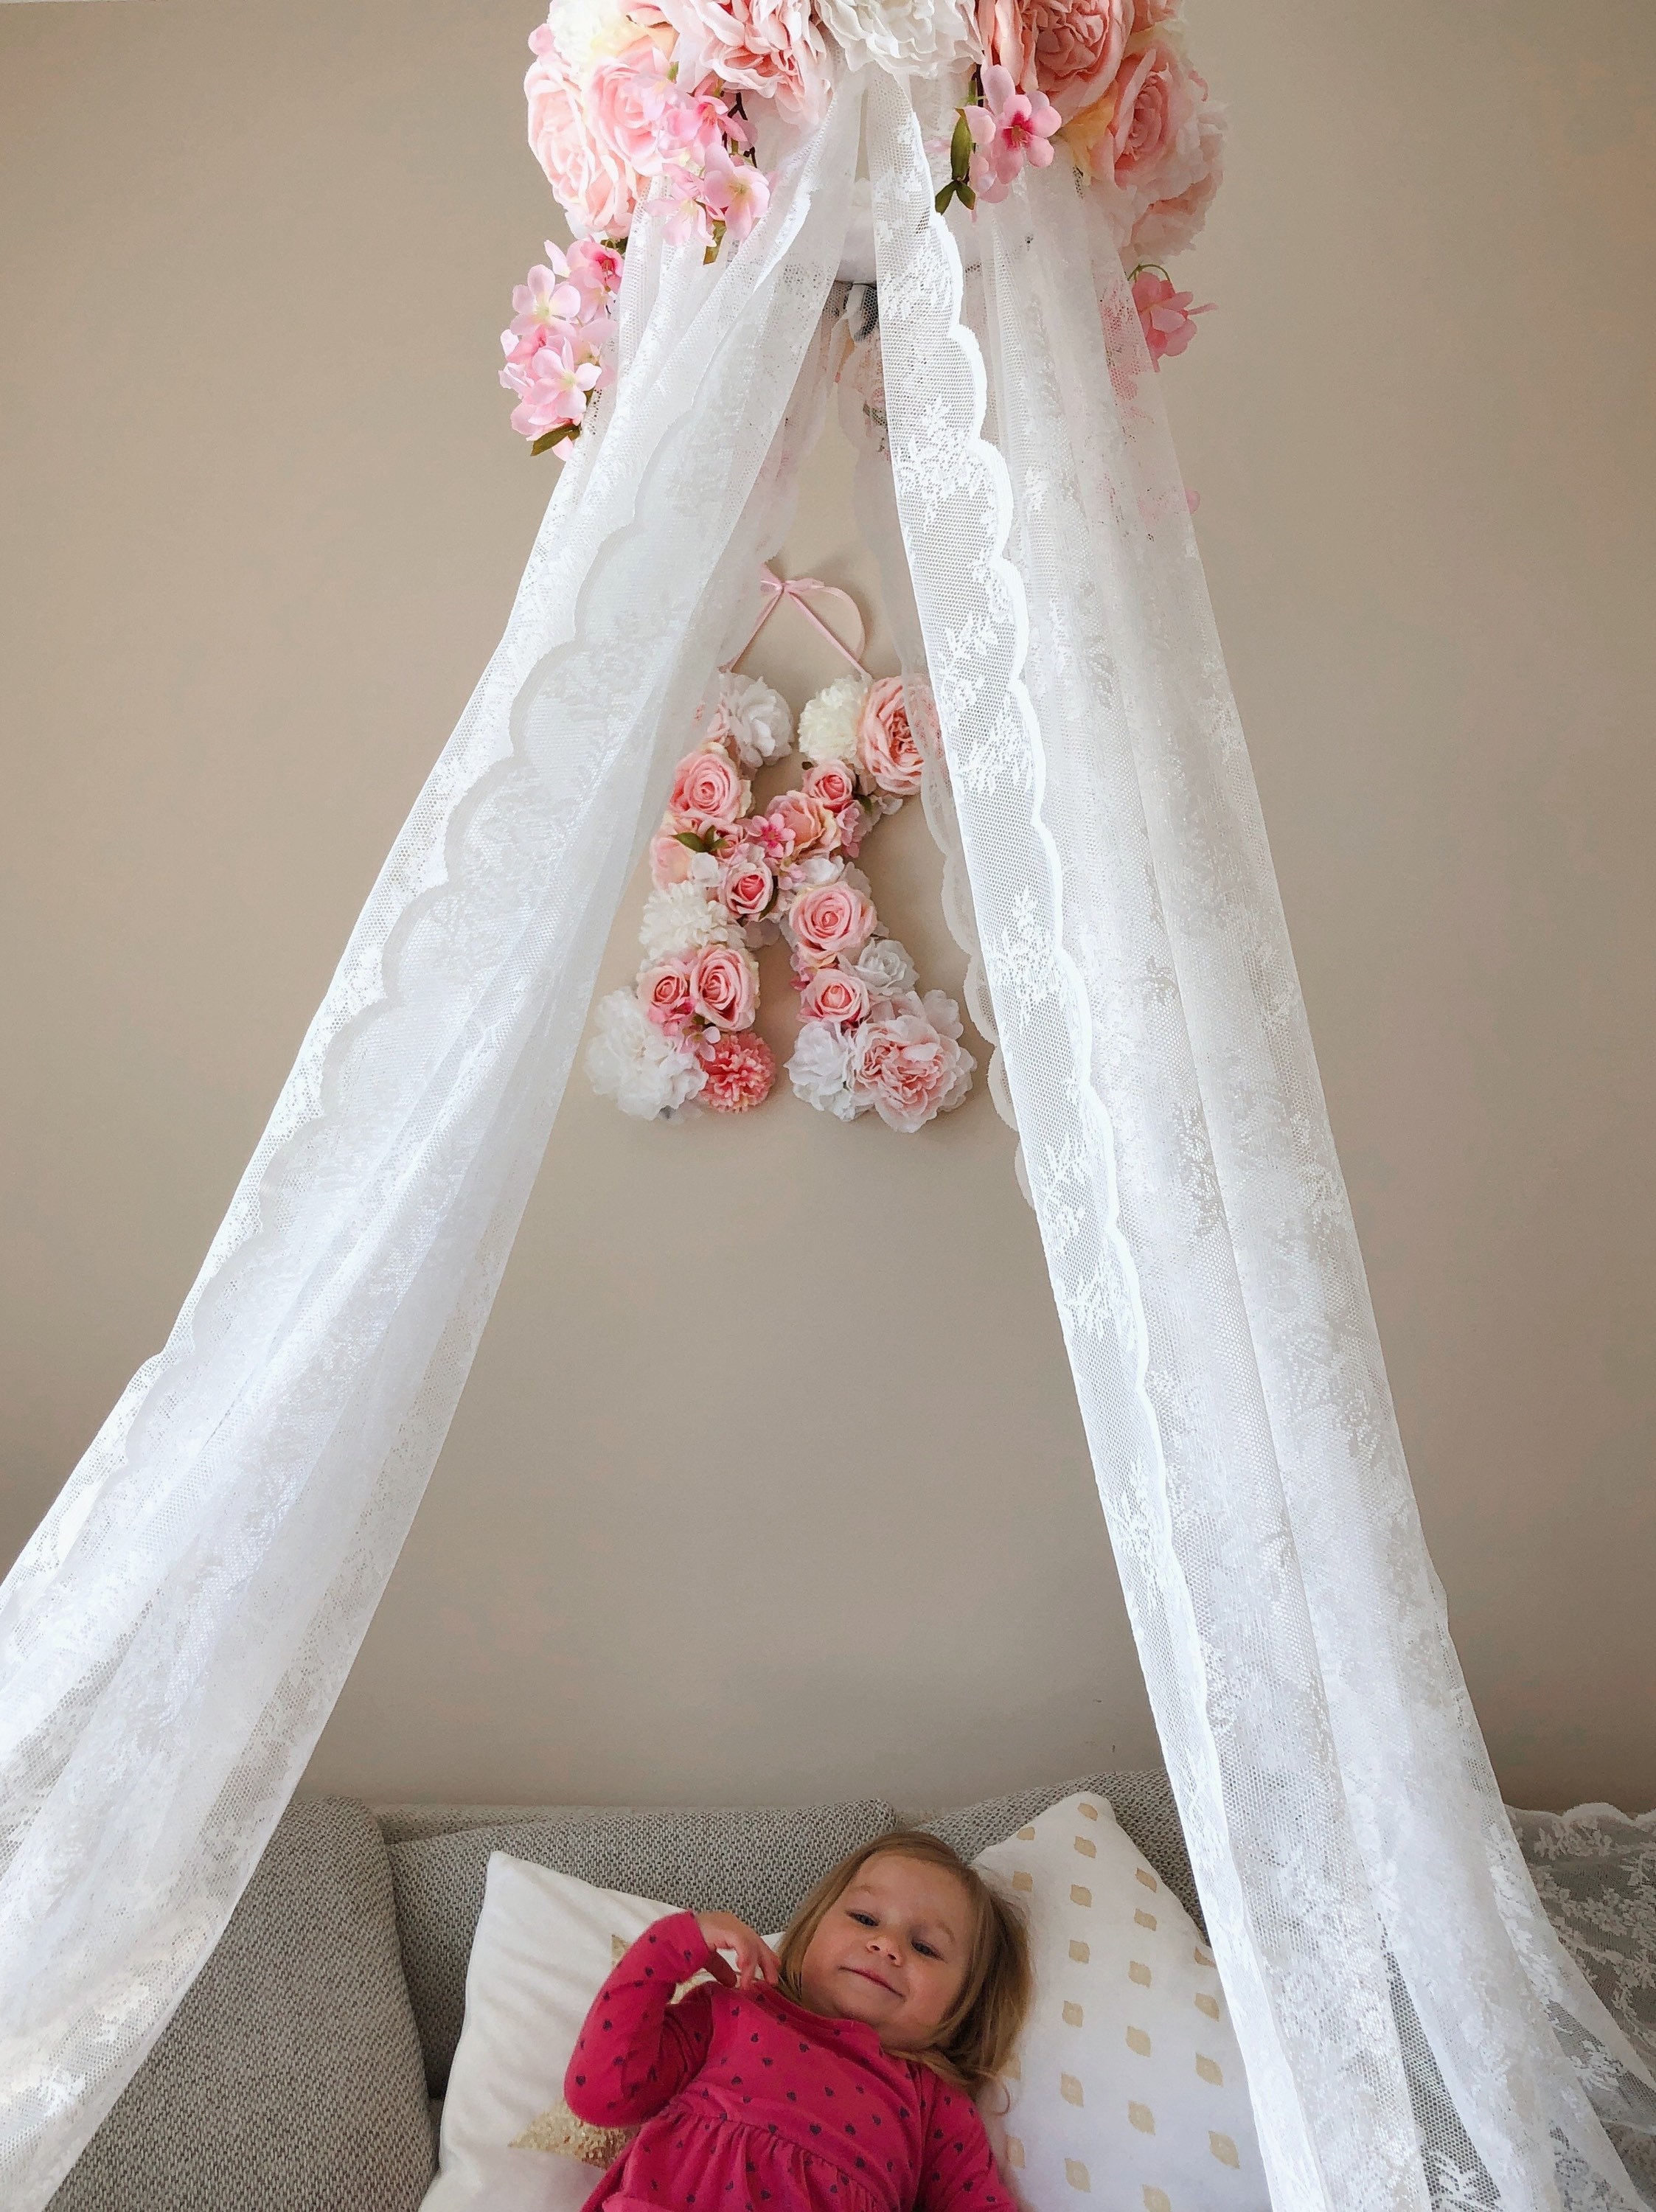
[845,1966,897,1996]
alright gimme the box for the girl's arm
[563,1910,717,2127]
[916,2083,1022,2212]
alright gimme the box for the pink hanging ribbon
[734,566,870,678]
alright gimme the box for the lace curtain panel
[1,64,1651,2212]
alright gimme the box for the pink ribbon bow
[735,566,869,677]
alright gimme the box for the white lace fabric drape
[1,61,1649,2212]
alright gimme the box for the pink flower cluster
[525,1,772,253]
[499,239,623,451]
[592,667,973,1132]
[934,0,1222,335]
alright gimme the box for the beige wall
[2,0,1652,1815]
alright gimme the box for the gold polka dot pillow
[973,1791,1268,2212]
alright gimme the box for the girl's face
[799,1854,974,2052]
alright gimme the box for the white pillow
[974,1792,1269,2212]
[421,1856,677,2212]
[422,1855,782,2212]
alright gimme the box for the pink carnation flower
[697,1029,776,1111]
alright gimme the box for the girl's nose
[866,1931,900,1961]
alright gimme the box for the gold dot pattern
[973,1788,1261,2211]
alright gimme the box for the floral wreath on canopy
[498,0,1222,453]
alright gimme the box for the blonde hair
[776,1831,1031,2096]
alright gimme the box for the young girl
[564,1830,1031,2211]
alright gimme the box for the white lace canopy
[1,66,1652,2212]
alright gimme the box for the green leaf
[529,424,580,457]
[934,181,956,215]
[673,830,714,852]
[958,180,976,211]
[950,108,973,181]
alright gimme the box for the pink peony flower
[852,992,974,1133]
[965,66,1062,204]
[855,678,927,797]
[788,879,877,967]
[668,742,748,837]
[799,965,872,1029]
[717,846,776,922]
[1130,97,1225,257]
[974,0,1032,90]
[526,26,647,239]
[697,1028,776,1111]
[655,0,830,122]
[802,759,860,814]
[1130,265,1212,366]
[1025,0,1130,122]
[690,941,759,1029]
[639,956,697,1033]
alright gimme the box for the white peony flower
[851,935,918,998]
[543,0,647,74]
[708,671,793,771]
[585,991,706,1119]
[787,1016,863,1121]
[638,882,742,961]
[814,0,973,77]
[797,674,868,765]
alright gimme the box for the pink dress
[565,1911,1017,2212]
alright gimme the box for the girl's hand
[695,1911,780,1994]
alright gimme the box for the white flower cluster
[796,674,866,765]
[585,992,707,1120]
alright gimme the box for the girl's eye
[849,1911,877,1927]
[914,1941,939,1958]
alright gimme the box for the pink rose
[697,1029,776,1111]
[789,880,877,967]
[1108,38,1197,193]
[799,965,872,1029]
[656,0,830,120]
[690,942,759,1030]
[717,847,776,922]
[803,759,859,814]
[587,40,675,175]
[650,830,699,888]
[760,787,838,863]
[639,957,696,1033]
[852,997,973,1133]
[1026,0,1130,121]
[668,742,748,837]
[855,678,926,798]
[525,27,646,240]
[1130,99,1225,258]
[975,0,1032,88]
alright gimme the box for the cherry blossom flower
[501,333,603,439]
[697,145,771,240]
[964,66,1061,204]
